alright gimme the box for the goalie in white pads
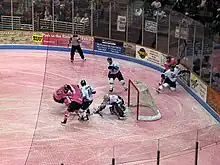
[107,57,127,92]
[95,94,126,119]
[156,65,189,93]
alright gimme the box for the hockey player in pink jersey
[53,84,75,104]
[61,84,83,124]
[164,56,176,71]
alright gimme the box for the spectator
[44,7,52,20]
[80,13,89,24]
[74,13,81,23]
[65,7,71,22]
[54,0,60,17]
[197,0,206,8]
[151,0,161,9]
[15,3,23,16]
[23,8,32,24]
[0,4,6,17]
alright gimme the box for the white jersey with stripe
[108,62,120,74]
[164,68,180,82]
[81,85,95,101]
[70,36,81,46]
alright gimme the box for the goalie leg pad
[158,85,163,90]
[120,80,127,89]
[109,78,114,90]
[170,87,176,91]
[78,109,88,120]
[162,83,169,88]
[114,104,125,118]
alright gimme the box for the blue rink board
[0,44,219,122]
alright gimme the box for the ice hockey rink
[0,49,219,165]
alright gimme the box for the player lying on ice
[53,84,75,104]
[94,94,126,120]
[156,65,190,93]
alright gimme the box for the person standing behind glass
[68,34,86,62]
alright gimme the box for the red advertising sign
[42,32,93,50]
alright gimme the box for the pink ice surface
[0,50,219,165]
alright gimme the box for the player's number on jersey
[87,87,93,97]
[171,73,176,79]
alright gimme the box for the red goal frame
[128,79,140,120]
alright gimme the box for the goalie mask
[103,94,109,101]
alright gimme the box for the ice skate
[156,88,161,94]
[61,119,67,124]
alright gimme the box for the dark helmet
[107,57,112,62]
[170,65,176,69]
[80,80,86,86]
[166,55,171,60]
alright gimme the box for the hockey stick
[96,111,103,117]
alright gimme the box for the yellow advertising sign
[190,72,208,102]
[0,30,42,45]
[32,34,43,43]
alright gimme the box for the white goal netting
[129,80,162,121]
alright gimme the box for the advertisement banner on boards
[207,86,220,115]
[177,64,190,86]
[0,31,42,45]
[190,72,208,102]
[42,32,94,50]
[123,42,136,57]
[135,45,163,66]
[94,37,124,54]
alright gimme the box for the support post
[109,2,112,39]
[11,0,13,30]
[141,8,144,45]
[90,1,94,36]
[32,0,34,31]
[52,0,55,32]
[194,141,199,165]
[72,0,75,34]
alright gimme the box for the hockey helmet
[166,55,171,60]
[103,94,109,101]
[64,84,68,90]
[80,80,86,86]
[107,57,112,62]
[170,65,176,70]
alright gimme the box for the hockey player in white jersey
[156,65,189,93]
[78,80,96,121]
[94,94,126,119]
[107,57,127,92]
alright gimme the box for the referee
[68,34,85,62]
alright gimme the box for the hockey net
[128,79,162,121]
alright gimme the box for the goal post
[128,79,162,121]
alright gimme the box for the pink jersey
[64,85,83,106]
[53,84,75,100]
[164,58,175,70]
